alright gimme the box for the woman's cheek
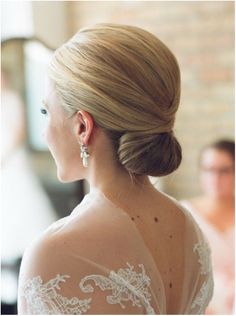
[42,122,52,147]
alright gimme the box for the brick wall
[67,1,234,199]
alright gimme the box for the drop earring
[79,142,90,168]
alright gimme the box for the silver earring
[79,142,90,168]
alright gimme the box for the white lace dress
[180,199,234,314]
[17,188,214,314]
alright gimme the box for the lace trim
[190,240,214,313]
[19,262,155,314]
[190,273,214,314]
[79,262,155,314]
[193,240,211,275]
[20,274,92,314]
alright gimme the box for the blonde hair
[48,23,182,180]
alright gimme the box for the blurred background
[1,1,234,315]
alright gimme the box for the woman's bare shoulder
[154,190,187,221]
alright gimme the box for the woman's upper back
[18,187,214,314]
[93,187,214,313]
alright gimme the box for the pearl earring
[79,142,90,168]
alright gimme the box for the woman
[17,23,214,314]
[180,140,235,314]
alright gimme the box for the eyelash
[40,108,48,116]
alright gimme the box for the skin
[190,148,235,232]
[42,76,190,312]
[42,76,155,209]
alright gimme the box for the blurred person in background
[180,139,235,314]
[1,68,57,312]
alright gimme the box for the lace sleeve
[189,238,214,314]
[17,231,156,314]
[183,209,214,315]
[170,200,214,314]
[18,274,92,314]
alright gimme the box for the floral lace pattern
[79,262,155,314]
[19,262,155,314]
[190,240,214,313]
[19,274,92,314]
[193,240,211,275]
[191,273,214,315]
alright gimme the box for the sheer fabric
[180,200,234,314]
[18,187,214,314]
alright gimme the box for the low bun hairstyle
[48,23,182,178]
[118,131,182,177]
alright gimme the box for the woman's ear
[73,110,94,146]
